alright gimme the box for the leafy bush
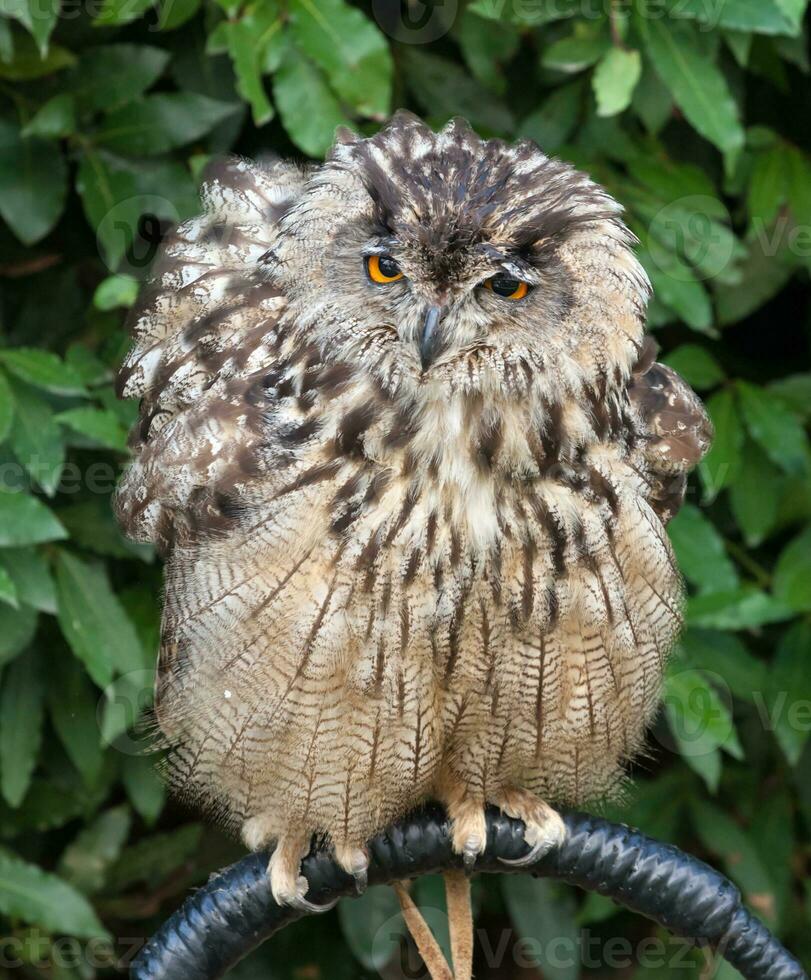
[0,0,809,976]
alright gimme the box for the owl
[115,112,711,976]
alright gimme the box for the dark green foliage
[0,0,809,975]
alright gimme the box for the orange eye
[366,254,403,284]
[484,275,529,300]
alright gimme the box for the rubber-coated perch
[130,805,807,980]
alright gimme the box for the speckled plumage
[115,112,712,908]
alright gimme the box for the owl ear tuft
[334,126,359,146]
[327,126,360,162]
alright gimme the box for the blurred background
[0,0,810,976]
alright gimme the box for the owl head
[263,112,650,401]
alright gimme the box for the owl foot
[446,799,488,873]
[494,788,566,867]
[335,845,369,895]
[275,874,339,914]
[267,833,337,914]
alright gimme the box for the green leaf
[668,504,739,594]
[0,491,66,547]
[94,0,155,26]
[592,47,641,117]
[542,34,610,73]
[76,151,197,270]
[219,15,277,127]
[729,440,783,545]
[6,380,65,497]
[769,373,811,420]
[0,565,18,608]
[95,93,240,156]
[643,251,714,333]
[273,52,352,158]
[773,527,811,611]
[401,48,514,135]
[715,233,796,325]
[501,876,579,980]
[632,62,674,133]
[748,142,790,227]
[774,0,810,33]
[0,372,14,445]
[0,604,38,668]
[687,587,794,630]
[737,381,808,475]
[0,17,10,61]
[0,850,109,939]
[457,8,520,93]
[680,629,768,703]
[338,884,404,970]
[518,81,584,152]
[665,666,743,779]
[768,621,811,765]
[0,649,44,806]
[690,799,777,925]
[93,274,139,311]
[55,551,145,688]
[469,0,581,25]
[56,407,129,452]
[699,388,744,500]
[107,823,202,891]
[724,28,754,67]
[21,93,75,139]
[58,499,149,562]
[671,0,800,37]
[0,32,75,79]
[288,0,392,118]
[0,349,88,396]
[664,344,725,390]
[785,144,811,226]
[0,0,60,55]
[65,345,111,388]
[635,189,742,286]
[121,753,165,824]
[0,121,67,245]
[58,806,131,894]
[47,656,105,788]
[637,13,745,158]
[66,44,170,113]
[157,0,200,29]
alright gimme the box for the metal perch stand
[131,805,806,980]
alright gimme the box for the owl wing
[114,156,310,552]
[627,338,713,523]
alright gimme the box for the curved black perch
[131,805,806,980]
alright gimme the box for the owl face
[265,112,650,397]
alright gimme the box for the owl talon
[288,876,338,914]
[336,846,369,895]
[498,806,566,868]
[462,834,484,873]
[499,836,555,867]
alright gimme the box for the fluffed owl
[115,112,711,965]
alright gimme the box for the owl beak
[420,305,444,370]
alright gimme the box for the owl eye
[484,274,530,300]
[366,254,403,284]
